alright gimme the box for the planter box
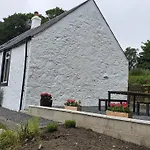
[64,106,81,111]
[40,99,53,107]
[106,110,132,118]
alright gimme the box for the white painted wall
[24,0,128,108]
[0,44,25,111]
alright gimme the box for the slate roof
[0,0,90,52]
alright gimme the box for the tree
[0,13,34,45]
[46,7,65,20]
[124,47,138,70]
[0,7,65,45]
[137,40,150,70]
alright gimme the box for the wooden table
[108,91,150,112]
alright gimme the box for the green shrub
[17,117,40,142]
[0,130,18,150]
[27,117,40,137]
[129,68,150,76]
[46,122,58,132]
[0,122,7,130]
[65,120,76,128]
[129,75,150,85]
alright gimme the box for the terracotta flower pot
[64,106,81,111]
[106,110,132,118]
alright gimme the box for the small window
[1,50,11,85]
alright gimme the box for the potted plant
[40,92,53,107]
[106,102,132,118]
[64,99,81,111]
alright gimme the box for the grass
[129,69,150,76]
[0,130,18,150]
[0,117,41,149]
[46,122,58,132]
[129,75,150,85]
[129,69,150,85]
[65,120,76,128]
[0,118,77,149]
[17,117,40,142]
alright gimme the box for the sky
[0,0,149,50]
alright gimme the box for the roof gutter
[19,36,31,111]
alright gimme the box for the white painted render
[31,16,42,29]
[0,44,25,111]
[24,0,128,108]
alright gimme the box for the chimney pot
[31,11,41,29]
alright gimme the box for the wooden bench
[98,99,127,111]
[137,102,150,116]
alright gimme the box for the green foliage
[0,13,31,45]
[46,7,65,19]
[129,76,150,85]
[64,99,81,107]
[46,122,58,132]
[0,118,41,149]
[17,117,40,142]
[0,7,65,45]
[137,40,150,70]
[107,103,130,113]
[129,69,150,85]
[0,130,18,150]
[65,120,76,128]
[129,68,150,76]
[124,47,138,70]
[0,122,7,130]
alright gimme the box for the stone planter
[40,99,53,107]
[64,106,81,111]
[106,110,132,118]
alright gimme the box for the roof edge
[0,0,91,52]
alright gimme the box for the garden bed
[16,125,150,150]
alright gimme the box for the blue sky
[0,0,150,50]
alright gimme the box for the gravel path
[0,107,54,129]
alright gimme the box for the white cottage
[0,0,128,111]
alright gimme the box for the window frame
[0,49,11,86]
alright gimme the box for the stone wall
[29,105,150,148]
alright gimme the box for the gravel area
[0,107,55,129]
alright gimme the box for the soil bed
[17,125,150,150]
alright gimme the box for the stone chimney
[31,11,41,29]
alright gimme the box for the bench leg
[99,99,101,111]
[133,96,136,113]
[146,104,149,116]
[105,100,107,111]
[137,102,140,115]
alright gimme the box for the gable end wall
[24,0,128,108]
